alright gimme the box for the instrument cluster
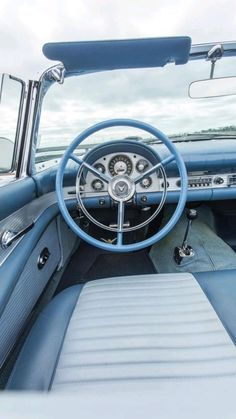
[80,152,160,195]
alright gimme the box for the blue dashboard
[150,138,236,204]
[155,139,236,174]
[77,138,236,207]
[34,138,236,206]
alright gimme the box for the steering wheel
[56,119,188,252]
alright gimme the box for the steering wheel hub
[108,175,135,202]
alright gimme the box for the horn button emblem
[116,182,127,194]
[108,175,135,202]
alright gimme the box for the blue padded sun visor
[42,37,191,74]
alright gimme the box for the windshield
[36,55,236,167]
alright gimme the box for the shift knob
[174,208,197,264]
[186,208,198,221]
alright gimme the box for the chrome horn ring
[76,160,167,233]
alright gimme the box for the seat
[6,270,236,391]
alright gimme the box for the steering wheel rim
[56,119,188,252]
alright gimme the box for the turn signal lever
[174,209,198,265]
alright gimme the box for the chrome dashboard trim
[80,149,236,198]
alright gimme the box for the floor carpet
[56,242,156,294]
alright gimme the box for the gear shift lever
[174,209,198,265]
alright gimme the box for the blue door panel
[0,205,58,317]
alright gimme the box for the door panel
[0,200,59,316]
[0,70,78,370]
[0,219,60,367]
[0,72,71,368]
[0,184,78,367]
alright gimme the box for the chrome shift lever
[174,209,198,265]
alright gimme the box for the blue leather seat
[6,270,236,391]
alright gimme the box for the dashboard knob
[91,179,104,191]
[213,177,224,185]
[161,181,169,188]
[138,163,145,171]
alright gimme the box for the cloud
[1,0,236,153]
[38,55,236,147]
[1,0,236,78]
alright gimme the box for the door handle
[37,247,50,270]
[0,223,34,249]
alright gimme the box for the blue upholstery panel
[194,270,236,344]
[33,162,78,196]
[6,285,83,391]
[43,37,191,74]
[0,178,36,221]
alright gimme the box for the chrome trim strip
[19,81,39,178]
[190,41,236,60]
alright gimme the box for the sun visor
[42,36,191,74]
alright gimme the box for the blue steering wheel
[56,119,188,252]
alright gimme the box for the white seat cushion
[52,273,236,391]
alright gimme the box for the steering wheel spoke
[70,153,110,183]
[69,153,83,165]
[116,201,125,246]
[134,154,175,184]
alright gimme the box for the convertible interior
[1,37,236,417]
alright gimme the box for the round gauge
[140,177,152,189]
[136,159,149,173]
[109,154,132,176]
[94,163,105,174]
[91,179,104,191]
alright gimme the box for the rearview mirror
[189,76,236,99]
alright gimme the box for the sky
[1,0,236,79]
[1,0,236,151]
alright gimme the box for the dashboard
[80,151,236,194]
[76,138,236,208]
[79,146,236,202]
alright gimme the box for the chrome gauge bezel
[108,154,133,177]
[140,176,152,189]
[93,163,106,174]
[136,158,149,173]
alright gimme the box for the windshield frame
[30,40,236,174]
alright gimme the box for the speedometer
[109,154,133,176]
